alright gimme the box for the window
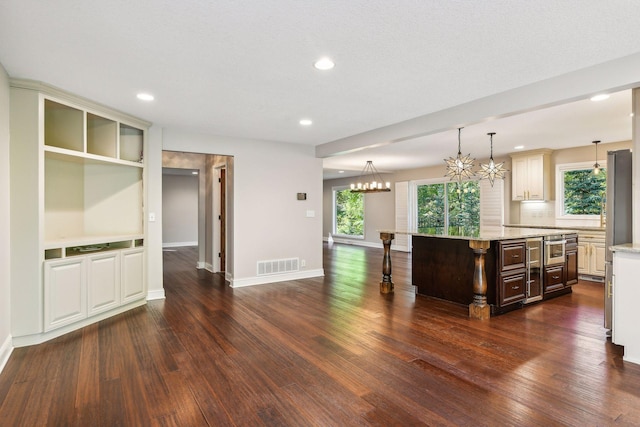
[414,180,480,236]
[556,162,606,218]
[333,187,364,238]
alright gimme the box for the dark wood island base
[380,230,578,318]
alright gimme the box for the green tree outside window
[417,181,480,236]
[335,189,364,236]
[563,169,606,215]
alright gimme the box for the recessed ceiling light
[514,145,525,150]
[137,93,154,101]
[338,170,344,174]
[191,171,198,175]
[299,119,313,126]
[630,113,635,117]
[313,57,335,70]
[590,94,610,102]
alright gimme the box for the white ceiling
[1,1,640,178]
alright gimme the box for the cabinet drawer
[500,241,526,271]
[544,265,565,293]
[499,271,526,305]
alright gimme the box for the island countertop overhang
[379,227,576,242]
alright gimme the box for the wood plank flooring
[1,243,640,426]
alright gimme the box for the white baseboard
[147,289,166,300]
[230,268,324,288]
[196,261,206,269]
[162,241,198,248]
[0,334,13,375]
[12,298,147,348]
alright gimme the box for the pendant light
[478,132,507,186]
[444,127,475,182]
[592,140,601,175]
[350,160,391,193]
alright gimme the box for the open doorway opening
[162,150,232,276]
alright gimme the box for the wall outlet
[301,259,306,267]
[149,212,156,222]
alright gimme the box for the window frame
[555,161,607,220]
[410,178,480,236]
[332,185,365,239]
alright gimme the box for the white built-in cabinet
[577,232,606,277]
[510,150,551,201]
[9,79,149,346]
[612,247,640,365]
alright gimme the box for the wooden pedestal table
[379,232,395,294]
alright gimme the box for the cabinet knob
[512,286,520,290]
[552,275,560,280]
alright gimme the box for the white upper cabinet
[510,150,551,201]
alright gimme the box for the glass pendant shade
[444,128,475,182]
[593,140,601,175]
[478,132,507,186]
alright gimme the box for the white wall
[0,63,12,371]
[157,128,324,286]
[146,126,165,300]
[162,174,199,246]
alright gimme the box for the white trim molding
[230,269,324,288]
[0,334,13,375]
[146,289,166,300]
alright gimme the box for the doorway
[161,150,232,275]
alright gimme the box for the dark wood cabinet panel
[499,270,526,305]
[566,249,578,286]
[499,240,526,271]
[544,265,565,294]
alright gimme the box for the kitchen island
[379,228,578,319]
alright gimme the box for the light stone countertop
[503,224,606,233]
[611,243,640,254]
[380,227,576,242]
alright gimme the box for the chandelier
[350,160,391,193]
[592,140,601,174]
[478,132,507,186]
[444,127,475,182]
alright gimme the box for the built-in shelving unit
[9,79,150,346]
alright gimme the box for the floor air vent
[257,258,299,276]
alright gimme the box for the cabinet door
[499,271,526,305]
[499,240,526,271]
[565,250,578,286]
[577,242,587,274]
[544,265,565,294]
[511,157,528,201]
[122,248,145,304]
[87,251,121,316]
[592,242,606,276]
[527,155,545,200]
[44,257,87,332]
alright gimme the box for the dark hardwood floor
[1,243,640,426]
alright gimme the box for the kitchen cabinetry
[9,79,149,346]
[510,150,551,201]
[497,240,526,306]
[577,232,605,278]
[565,234,578,285]
[612,247,640,365]
[544,264,565,294]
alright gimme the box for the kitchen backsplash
[518,200,604,228]
[520,201,556,225]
